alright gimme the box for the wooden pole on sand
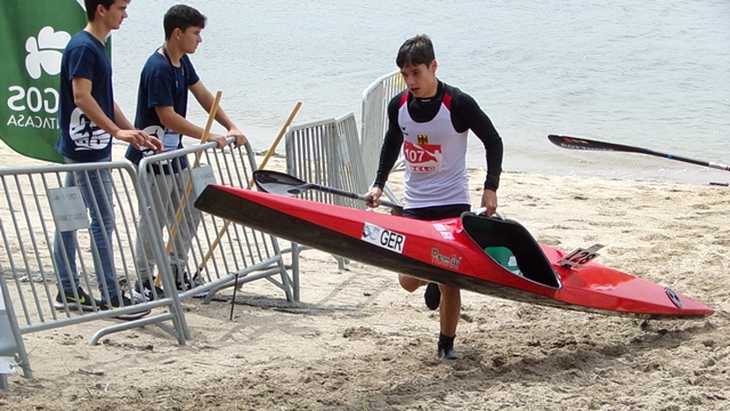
[154,91,222,288]
[193,101,302,278]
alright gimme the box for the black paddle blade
[253,170,308,196]
[549,134,730,172]
[547,134,640,153]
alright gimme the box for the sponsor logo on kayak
[362,222,405,254]
[665,287,683,308]
[432,223,454,240]
[431,248,461,270]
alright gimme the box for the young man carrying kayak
[125,4,247,298]
[366,34,503,360]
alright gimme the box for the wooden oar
[248,101,303,186]
[154,91,221,288]
[193,102,302,277]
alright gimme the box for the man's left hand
[227,127,248,147]
[481,189,498,216]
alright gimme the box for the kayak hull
[195,185,713,318]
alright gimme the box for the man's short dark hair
[396,34,436,68]
[164,5,206,40]
[84,0,115,21]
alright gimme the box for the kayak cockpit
[461,213,560,288]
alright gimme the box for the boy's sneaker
[106,294,133,308]
[53,287,102,312]
[134,278,165,302]
[174,268,208,298]
[424,282,441,310]
[103,294,151,321]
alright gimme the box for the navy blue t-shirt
[125,50,199,168]
[56,31,114,161]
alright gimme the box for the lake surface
[112,0,730,184]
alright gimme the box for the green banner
[0,1,86,163]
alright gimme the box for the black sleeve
[452,92,503,191]
[372,95,404,188]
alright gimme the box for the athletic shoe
[438,346,458,360]
[424,282,441,310]
[53,287,102,311]
[103,294,151,321]
[104,294,134,309]
[174,267,208,298]
[134,278,165,301]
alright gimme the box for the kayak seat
[461,213,560,288]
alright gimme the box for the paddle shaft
[548,134,730,172]
[296,183,403,211]
[246,101,302,188]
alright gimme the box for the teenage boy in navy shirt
[366,35,503,360]
[126,4,247,297]
[53,0,161,314]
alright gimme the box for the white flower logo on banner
[24,26,71,80]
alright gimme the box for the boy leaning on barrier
[125,4,247,300]
[52,0,161,316]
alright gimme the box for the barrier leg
[292,242,300,302]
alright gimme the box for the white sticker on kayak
[432,223,454,240]
[362,222,406,254]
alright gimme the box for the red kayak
[194,174,712,318]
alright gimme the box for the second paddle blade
[253,170,308,196]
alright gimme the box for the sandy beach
[1,141,729,410]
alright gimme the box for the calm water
[112,0,730,184]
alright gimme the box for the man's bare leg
[398,275,460,359]
[398,274,427,292]
[439,285,460,336]
[438,284,460,359]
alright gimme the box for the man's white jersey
[397,92,469,209]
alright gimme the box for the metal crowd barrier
[0,161,190,384]
[1,278,27,387]
[335,113,369,206]
[137,139,297,304]
[360,70,406,203]
[284,114,371,269]
[285,114,367,208]
[285,118,342,205]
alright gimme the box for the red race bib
[404,141,442,173]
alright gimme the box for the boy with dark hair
[366,34,503,360]
[53,0,160,315]
[84,0,115,21]
[126,4,247,297]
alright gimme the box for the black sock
[438,333,455,351]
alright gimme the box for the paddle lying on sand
[253,170,404,213]
[548,134,730,172]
